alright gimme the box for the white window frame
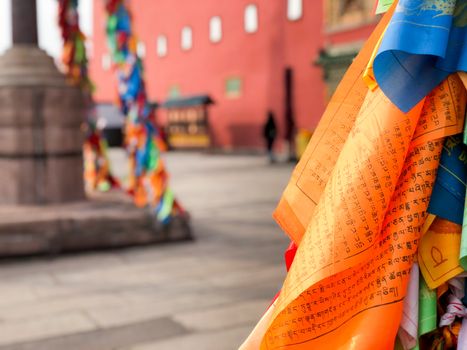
[209,16,222,43]
[156,35,168,57]
[137,41,146,58]
[287,0,303,21]
[244,4,258,33]
[181,26,193,51]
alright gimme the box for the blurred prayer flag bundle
[104,0,182,222]
[58,0,120,193]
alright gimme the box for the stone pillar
[12,0,39,45]
[0,0,86,204]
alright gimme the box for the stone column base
[0,192,192,257]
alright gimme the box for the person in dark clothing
[263,111,277,163]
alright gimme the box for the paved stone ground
[0,151,293,350]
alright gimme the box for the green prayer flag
[107,15,118,32]
[459,193,467,269]
[463,109,467,145]
[147,139,159,171]
[376,0,395,14]
[157,189,174,222]
[75,39,85,63]
[418,273,437,337]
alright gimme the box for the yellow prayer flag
[418,217,463,289]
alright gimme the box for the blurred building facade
[319,0,377,98]
[90,0,378,150]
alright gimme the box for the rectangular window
[244,4,259,33]
[287,0,303,21]
[137,41,146,58]
[157,35,168,57]
[181,26,193,51]
[210,16,222,43]
[225,77,242,98]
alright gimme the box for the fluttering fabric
[373,0,467,112]
[58,0,120,192]
[59,0,93,90]
[104,0,180,222]
[242,1,467,349]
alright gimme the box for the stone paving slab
[0,317,188,350]
[172,299,270,332]
[0,312,97,347]
[128,325,254,350]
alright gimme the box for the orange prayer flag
[134,183,148,207]
[259,77,465,348]
[263,89,424,348]
[362,20,388,91]
[273,4,396,244]
[411,74,466,147]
